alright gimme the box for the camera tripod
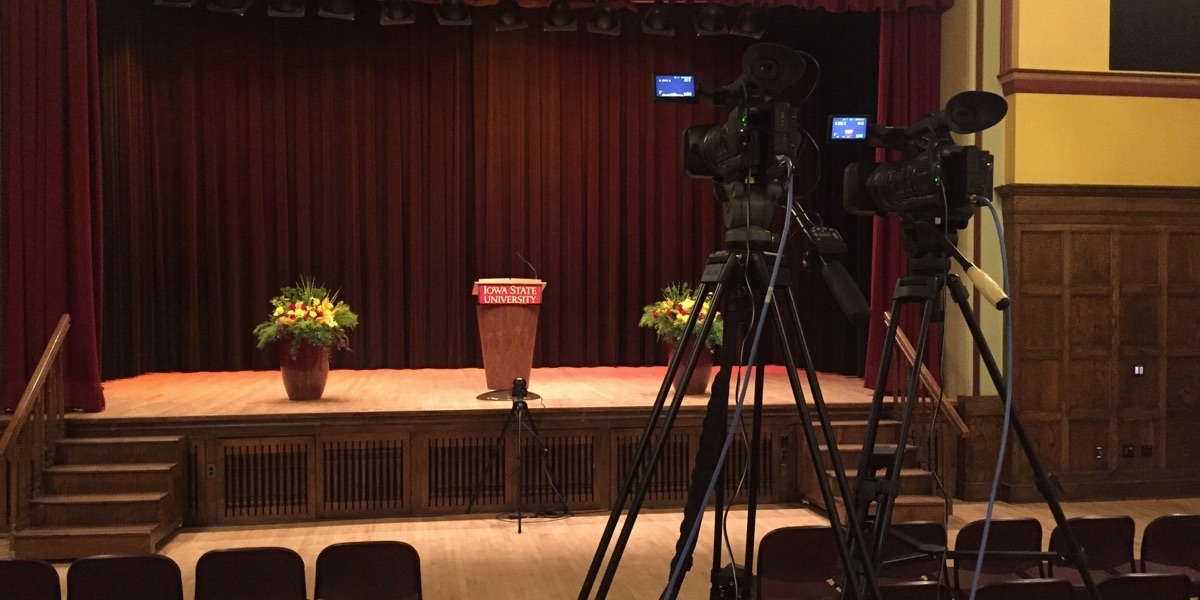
[466,378,567,533]
[579,246,882,600]
[844,226,1101,600]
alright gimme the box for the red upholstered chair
[66,554,183,600]
[878,580,954,600]
[973,578,1073,600]
[195,547,307,600]
[878,521,948,584]
[1095,572,1190,600]
[756,526,841,600]
[1048,515,1136,600]
[315,541,422,600]
[952,517,1044,592]
[0,558,61,600]
[1140,514,1200,596]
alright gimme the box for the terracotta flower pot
[666,339,714,395]
[278,340,330,401]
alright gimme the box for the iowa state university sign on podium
[472,278,546,398]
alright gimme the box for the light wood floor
[86,367,873,420]
[12,498,1200,599]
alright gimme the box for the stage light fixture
[318,0,355,20]
[492,0,528,31]
[436,0,472,25]
[266,0,304,17]
[207,0,253,16]
[153,0,199,8]
[693,3,728,35]
[730,4,765,38]
[544,0,577,31]
[381,0,416,24]
[641,0,674,36]
[586,1,621,36]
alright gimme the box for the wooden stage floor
[83,366,872,422]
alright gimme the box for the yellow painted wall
[1010,94,1200,185]
[1007,0,1200,186]
[1013,0,1110,72]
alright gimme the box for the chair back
[1096,573,1190,600]
[879,580,954,599]
[974,578,1073,600]
[0,558,61,600]
[1049,515,1135,572]
[195,547,306,600]
[1142,514,1200,569]
[757,526,841,600]
[879,521,947,581]
[66,554,183,600]
[953,517,1043,588]
[315,541,422,600]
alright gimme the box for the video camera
[657,43,809,247]
[842,91,1007,239]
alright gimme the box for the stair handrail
[883,312,968,437]
[0,314,70,534]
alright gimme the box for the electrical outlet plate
[1094,446,1105,460]
[1122,445,1135,458]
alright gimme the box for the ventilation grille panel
[220,437,313,521]
[322,438,405,514]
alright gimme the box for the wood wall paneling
[984,185,1200,501]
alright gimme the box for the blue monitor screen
[655,75,697,103]
[830,116,869,140]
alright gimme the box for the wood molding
[999,68,1200,99]
[998,183,1200,199]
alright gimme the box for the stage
[83,366,872,422]
[66,367,875,527]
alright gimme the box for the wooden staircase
[13,436,187,560]
[798,419,950,524]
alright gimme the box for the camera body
[844,144,994,231]
[682,100,803,183]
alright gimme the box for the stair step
[44,463,178,494]
[825,468,936,496]
[817,444,920,469]
[822,420,902,444]
[13,521,179,561]
[30,492,171,526]
[55,436,186,465]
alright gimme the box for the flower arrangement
[638,283,723,350]
[253,278,360,357]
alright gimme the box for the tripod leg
[519,401,569,511]
[517,401,524,534]
[660,302,739,600]
[579,272,727,600]
[870,295,937,566]
[770,291,878,600]
[945,275,1101,600]
[590,277,734,600]
[742,360,765,585]
[467,404,518,513]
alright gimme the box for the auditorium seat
[0,558,61,600]
[878,521,948,584]
[315,541,422,600]
[878,580,954,599]
[952,517,1044,592]
[66,554,183,600]
[973,578,1073,600]
[1095,572,1190,600]
[1047,515,1136,599]
[195,547,307,600]
[756,526,840,600]
[1140,514,1200,595]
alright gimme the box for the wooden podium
[472,278,546,400]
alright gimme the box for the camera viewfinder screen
[655,75,698,103]
[830,116,869,140]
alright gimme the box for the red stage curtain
[1,0,106,412]
[863,9,944,389]
[98,7,755,375]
